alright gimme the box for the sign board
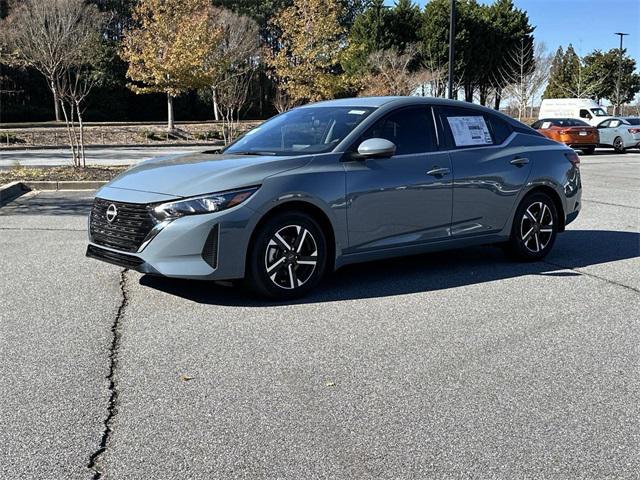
[447,116,493,146]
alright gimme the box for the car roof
[298,96,539,135]
[301,96,503,110]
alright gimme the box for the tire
[581,146,595,155]
[613,136,626,153]
[505,192,559,261]
[245,212,328,299]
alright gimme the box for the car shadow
[139,229,639,306]
[0,192,94,216]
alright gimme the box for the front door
[344,106,453,253]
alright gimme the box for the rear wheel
[581,146,595,155]
[246,212,327,299]
[506,192,558,261]
[613,136,626,153]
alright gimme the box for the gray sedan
[596,117,640,152]
[87,97,582,299]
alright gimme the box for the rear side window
[438,106,513,148]
[484,114,513,144]
[360,106,437,155]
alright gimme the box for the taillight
[565,152,580,166]
[629,128,640,134]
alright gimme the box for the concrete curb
[24,180,108,190]
[0,181,30,205]
[0,180,106,205]
[0,143,223,152]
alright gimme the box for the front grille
[89,198,155,252]
[86,244,144,269]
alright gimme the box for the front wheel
[506,192,558,261]
[613,136,626,153]
[246,212,328,299]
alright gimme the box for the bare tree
[553,60,610,100]
[495,39,546,121]
[1,0,91,121]
[273,84,297,113]
[361,45,434,97]
[203,9,260,141]
[419,44,448,98]
[1,0,103,166]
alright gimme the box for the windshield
[592,108,608,117]
[224,106,376,156]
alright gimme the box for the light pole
[614,32,629,115]
[447,0,456,99]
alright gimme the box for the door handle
[510,157,530,166]
[426,167,450,176]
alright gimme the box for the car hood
[103,151,312,198]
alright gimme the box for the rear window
[624,118,640,125]
[543,118,590,127]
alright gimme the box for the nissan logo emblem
[106,204,118,223]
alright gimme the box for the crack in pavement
[581,199,640,210]
[87,269,129,479]
[543,259,640,294]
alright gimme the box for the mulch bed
[0,166,128,183]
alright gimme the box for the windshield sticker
[348,109,367,115]
[447,116,493,146]
[541,121,552,129]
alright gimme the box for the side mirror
[356,138,396,159]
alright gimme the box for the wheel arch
[246,200,338,274]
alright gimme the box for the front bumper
[87,190,257,281]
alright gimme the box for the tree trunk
[493,88,502,110]
[167,93,175,131]
[464,83,473,103]
[479,86,487,106]
[77,102,86,168]
[212,87,220,121]
[51,80,61,122]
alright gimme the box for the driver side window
[360,107,436,155]
[579,109,592,120]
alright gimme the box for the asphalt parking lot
[1,152,638,479]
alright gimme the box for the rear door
[344,106,453,252]
[597,119,614,145]
[436,106,532,236]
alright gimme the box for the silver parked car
[87,97,582,299]
[596,117,640,153]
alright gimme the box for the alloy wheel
[520,201,554,253]
[614,137,625,152]
[264,225,318,290]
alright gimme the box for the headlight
[151,186,258,222]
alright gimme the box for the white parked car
[596,117,640,153]
[539,98,612,126]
